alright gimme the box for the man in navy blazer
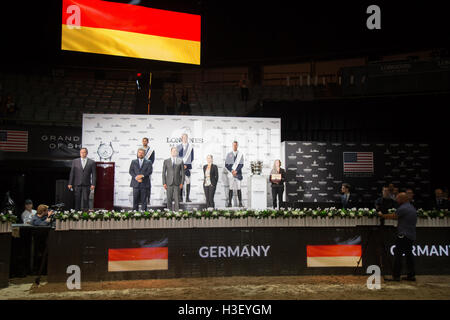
[129,148,153,211]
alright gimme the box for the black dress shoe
[401,276,416,281]
[384,277,401,282]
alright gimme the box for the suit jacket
[341,193,358,209]
[162,158,185,186]
[69,157,96,186]
[203,164,219,187]
[129,158,153,188]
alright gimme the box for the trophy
[250,161,263,175]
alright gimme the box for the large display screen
[61,0,201,65]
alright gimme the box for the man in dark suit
[129,148,153,211]
[68,148,96,210]
[162,147,185,211]
[341,183,358,209]
[433,188,449,210]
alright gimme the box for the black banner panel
[281,141,431,207]
[47,227,450,283]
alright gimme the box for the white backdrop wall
[82,114,281,208]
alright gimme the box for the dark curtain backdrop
[250,93,450,189]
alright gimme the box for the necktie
[82,159,86,169]
[139,159,142,168]
[173,158,175,169]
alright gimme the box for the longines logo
[213,126,223,129]
[296,174,305,178]
[333,180,343,184]
[304,180,312,184]
[85,130,95,133]
[288,142,297,146]
[302,142,312,146]
[318,181,327,185]
[326,173,334,179]
[296,148,303,154]
[137,118,147,121]
[318,168,327,171]
[297,187,304,192]
[318,143,327,146]
[327,187,334,190]
[145,124,154,129]
[312,174,318,178]
[288,181,297,185]
[325,162,334,166]
[310,149,319,153]
[95,123,102,128]
[346,143,356,146]
[120,131,131,134]
[288,155,297,160]
[326,149,333,153]
[302,155,312,158]
[318,193,328,196]
[288,193,298,197]
[318,155,326,160]
[238,120,247,123]
[85,116,95,119]
[103,117,113,120]
[154,118,164,121]
[166,137,204,143]
[288,167,297,171]
[303,168,312,172]
[296,161,303,165]
[137,131,147,134]
[311,161,318,166]
[102,130,112,133]
[304,193,312,198]
[120,117,130,120]
[128,138,138,141]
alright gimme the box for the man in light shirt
[225,141,244,207]
[21,199,36,224]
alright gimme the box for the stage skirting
[0,225,12,288]
[47,220,450,282]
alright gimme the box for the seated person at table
[31,204,55,226]
[341,183,358,209]
[375,186,397,225]
[21,199,36,224]
[432,188,449,210]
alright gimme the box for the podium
[247,175,268,210]
[94,162,115,210]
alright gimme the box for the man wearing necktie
[162,147,185,211]
[68,148,96,210]
[341,183,357,209]
[176,133,194,202]
[129,148,153,211]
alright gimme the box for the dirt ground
[1,275,449,300]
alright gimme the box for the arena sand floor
[1,275,450,300]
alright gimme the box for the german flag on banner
[61,0,201,65]
[108,247,168,272]
[306,245,362,267]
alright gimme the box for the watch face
[98,144,113,159]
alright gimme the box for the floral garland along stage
[52,207,449,221]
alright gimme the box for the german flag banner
[61,0,201,65]
[108,247,168,272]
[306,245,362,267]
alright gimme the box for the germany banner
[61,0,201,65]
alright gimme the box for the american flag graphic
[0,130,28,152]
[343,152,373,173]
